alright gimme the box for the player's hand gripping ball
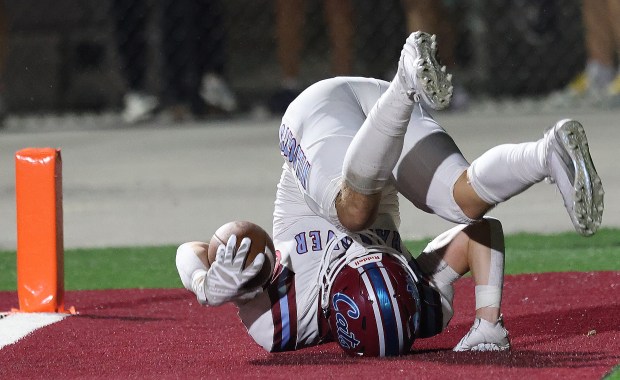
[208,221,276,289]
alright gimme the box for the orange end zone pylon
[14,148,74,314]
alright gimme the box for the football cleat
[544,119,604,236]
[453,316,510,352]
[398,31,453,110]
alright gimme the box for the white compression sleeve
[475,218,505,309]
[467,140,547,204]
[176,243,208,291]
[342,77,415,194]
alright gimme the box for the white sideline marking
[0,312,68,349]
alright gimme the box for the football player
[176,32,604,356]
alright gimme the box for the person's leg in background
[196,0,238,114]
[161,0,195,120]
[546,0,617,107]
[401,0,468,109]
[0,0,7,124]
[270,0,305,114]
[582,0,615,91]
[113,0,159,123]
[323,0,354,77]
[604,0,620,103]
[402,0,455,67]
[270,0,355,115]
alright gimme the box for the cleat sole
[551,120,604,236]
[408,31,453,110]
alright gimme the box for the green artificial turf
[0,228,618,291]
[606,365,620,380]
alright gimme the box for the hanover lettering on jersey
[293,229,402,255]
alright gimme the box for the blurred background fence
[0,0,591,119]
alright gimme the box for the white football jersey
[237,77,405,351]
[237,77,468,352]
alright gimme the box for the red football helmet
[320,240,421,357]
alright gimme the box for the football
[207,221,276,289]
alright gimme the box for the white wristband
[191,269,208,305]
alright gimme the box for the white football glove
[203,234,266,306]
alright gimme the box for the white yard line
[0,312,68,349]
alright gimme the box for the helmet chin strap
[318,231,355,316]
[318,230,421,316]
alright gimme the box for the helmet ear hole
[361,316,367,330]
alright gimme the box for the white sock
[416,254,461,298]
[467,140,547,204]
[343,77,415,194]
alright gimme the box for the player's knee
[338,207,377,232]
[454,170,493,220]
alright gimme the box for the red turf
[1,271,619,379]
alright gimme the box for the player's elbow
[339,210,377,232]
[336,190,381,232]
